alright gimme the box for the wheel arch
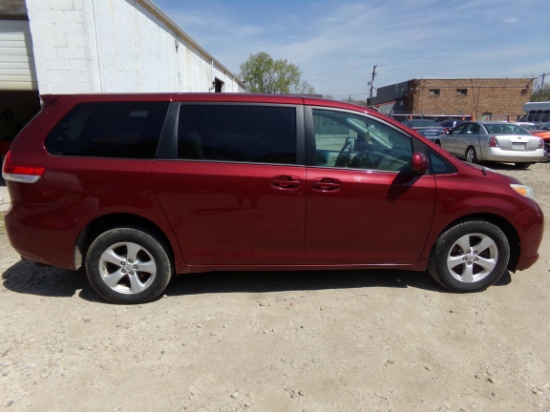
[430,213,520,271]
[75,213,176,271]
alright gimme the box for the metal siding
[0,20,37,90]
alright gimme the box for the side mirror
[411,152,429,175]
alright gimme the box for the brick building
[370,78,534,121]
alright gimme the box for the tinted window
[313,109,413,172]
[450,123,468,134]
[45,102,169,158]
[177,105,297,164]
[428,148,457,174]
[464,123,480,134]
[410,119,440,127]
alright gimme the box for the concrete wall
[25,0,244,94]
[371,81,409,107]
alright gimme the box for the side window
[177,105,297,165]
[45,102,169,158]
[450,123,467,135]
[428,148,457,174]
[465,123,480,134]
[312,109,413,172]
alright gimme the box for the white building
[0,0,245,145]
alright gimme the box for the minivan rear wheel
[427,220,510,292]
[85,226,173,304]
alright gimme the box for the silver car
[439,121,545,169]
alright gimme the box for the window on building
[456,89,468,96]
[429,89,440,96]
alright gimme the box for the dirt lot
[1,162,549,412]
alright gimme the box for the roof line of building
[138,0,245,89]
[409,77,535,81]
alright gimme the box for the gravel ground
[0,162,549,412]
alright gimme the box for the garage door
[0,20,37,91]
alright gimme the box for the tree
[239,52,315,94]
[342,96,368,107]
[531,84,550,101]
[297,80,316,95]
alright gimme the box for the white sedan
[439,121,545,169]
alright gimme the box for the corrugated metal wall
[0,19,37,90]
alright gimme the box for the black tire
[85,226,173,304]
[465,146,477,163]
[427,220,510,293]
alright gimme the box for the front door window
[312,109,413,172]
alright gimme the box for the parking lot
[1,162,549,412]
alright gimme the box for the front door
[455,122,481,159]
[304,108,436,264]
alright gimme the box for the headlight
[510,184,535,200]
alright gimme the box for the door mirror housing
[411,152,429,175]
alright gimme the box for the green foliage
[531,84,550,101]
[239,52,315,94]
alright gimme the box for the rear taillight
[2,151,45,183]
[538,138,544,149]
[488,136,498,147]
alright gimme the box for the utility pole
[369,65,377,100]
[539,72,550,100]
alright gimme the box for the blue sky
[153,0,550,99]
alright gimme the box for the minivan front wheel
[427,220,510,292]
[85,226,173,304]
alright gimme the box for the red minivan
[2,94,544,304]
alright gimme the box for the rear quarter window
[45,102,169,158]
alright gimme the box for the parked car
[439,121,545,168]
[2,94,544,304]
[529,122,550,160]
[401,119,445,141]
[438,119,464,133]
